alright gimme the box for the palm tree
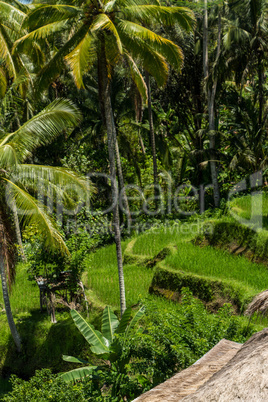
[0,98,91,352]
[203,0,222,208]
[224,0,268,128]
[0,0,40,100]
[16,0,195,314]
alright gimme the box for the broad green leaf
[90,345,111,355]
[59,366,97,383]
[62,355,89,364]
[114,307,132,335]
[70,310,110,353]
[101,306,119,344]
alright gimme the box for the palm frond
[116,22,169,86]
[13,21,68,54]
[0,1,26,24]
[1,99,81,162]
[0,144,18,169]
[23,4,80,31]
[0,67,7,98]
[117,19,183,72]
[65,31,97,89]
[35,23,89,93]
[9,0,29,13]
[0,23,17,77]
[223,24,250,49]
[124,52,147,103]
[122,6,195,32]
[91,13,123,55]
[4,179,68,254]
[18,164,95,200]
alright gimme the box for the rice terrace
[0,0,268,400]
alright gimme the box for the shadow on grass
[1,308,90,381]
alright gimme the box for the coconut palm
[16,0,195,315]
[0,0,42,99]
[224,0,268,130]
[0,98,92,352]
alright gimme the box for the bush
[125,289,256,388]
[1,291,257,402]
[0,369,99,402]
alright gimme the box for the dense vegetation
[0,0,268,400]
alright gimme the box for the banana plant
[60,305,145,383]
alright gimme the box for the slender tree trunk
[203,0,220,208]
[114,136,132,228]
[0,251,21,352]
[98,48,126,316]
[145,72,158,188]
[11,201,26,262]
[139,131,146,155]
[134,87,146,155]
[257,52,264,131]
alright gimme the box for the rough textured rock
[245,290,268,316]
[182,329,268,401]
[132,339,241,402]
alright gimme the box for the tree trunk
[139,131,146,155]
[11,200,26,262]
[0,251,21,352]
[98,48,126,316]
[203,0,220,208]
[257,52,264,131]
[145,72,158,188]
[114,136,132,228]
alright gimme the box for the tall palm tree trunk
[145,72,158,206]
[203,0,220,208]
[12,200,26,262]
[257,52,264,131]
[145,73,158,185]
[98,48,126,316]
[0,251,21,352]
[114,136,132,228]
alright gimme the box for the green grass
[132,223,201,256]
[0,264,99,383]
[86,242,154,309]
[164,243,268,294]
[229,193,268,229]
[2,210,268,391]
[85,219,268,312]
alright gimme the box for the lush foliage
[0,369,95,402]
[1,289,259,401]
[1,0,268,399]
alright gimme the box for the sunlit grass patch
[165,242,268,294]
